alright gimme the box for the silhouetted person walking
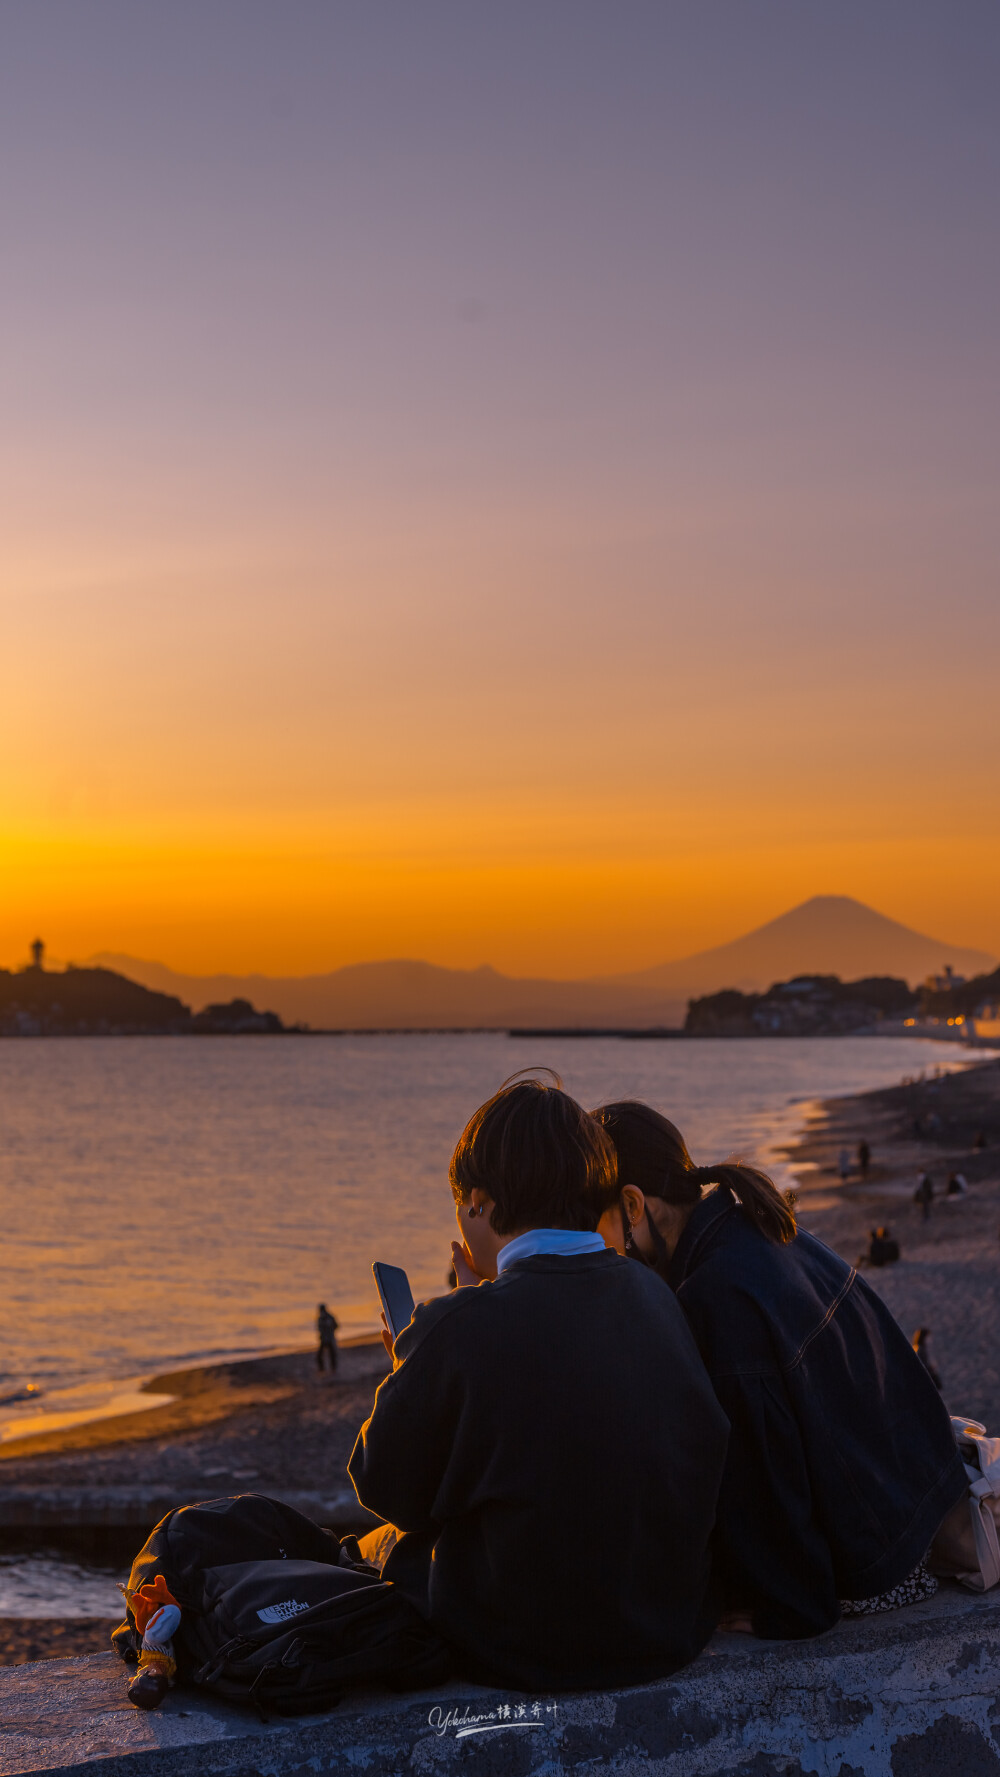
[912,1328,942,1391]
[914,1175,934,1223]
[857,1140,871,1181]
[317,1303,339,1373]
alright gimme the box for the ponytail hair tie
[691,1158,797,1244]
[658,1164,707,1201]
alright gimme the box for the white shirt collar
[495,1228,607,1275]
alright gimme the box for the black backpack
[113,1493,450,1715]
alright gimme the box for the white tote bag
[929,1417,1000,1592]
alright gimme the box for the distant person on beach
[974,1129,988,1150]
[946,1172,969,1197]
[857,1140,871,1180]
[914,1174,935,1221]
[868,1227,900,1267]
[912,1328,942,1391]
[593,1101,967,1641]
[349,1076,728,1690]
[316,1303,339,1372]
[837,1146,851,1183]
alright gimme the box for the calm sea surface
[0,1032,975,1425]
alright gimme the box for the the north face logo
[257,1598,309,1625]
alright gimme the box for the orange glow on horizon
[2,813,998,979]
[4,534,998,977]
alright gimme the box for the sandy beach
[785,1053,1000,1430]
[2,1052,998,1664]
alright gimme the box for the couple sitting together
[347,1073,967,1691]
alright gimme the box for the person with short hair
[914,1174,935,1221]
[348,1075,729,1691]
[593,1100,967,1641]
[316,1303,339,1372]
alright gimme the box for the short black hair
[450,1074,617,1236]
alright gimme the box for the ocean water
[0,1550,125,1619]
[0,1031,976,1429]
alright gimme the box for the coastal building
[924,965,966,993]
[685,974,915,1037]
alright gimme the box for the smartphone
[372,1262,415,1340]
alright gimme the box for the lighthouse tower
[30,938,45,971]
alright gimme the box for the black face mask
[621,1197,670,1273]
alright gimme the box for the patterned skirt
[839,1559,938,1617]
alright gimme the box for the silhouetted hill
[686,973,916,1037]
[0,966,190,1035]
[0,967,286,1036]
[90,897,996,1031]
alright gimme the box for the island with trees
[0,946,285,1037]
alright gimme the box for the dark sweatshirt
[348,1249,729,1692]
[667,1191,968,1638]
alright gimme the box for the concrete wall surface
[1,1583,999,1777]
[0,1488,373,1535]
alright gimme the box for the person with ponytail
[593,1100,967,1641]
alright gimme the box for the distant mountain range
[90,897,996,1031]
[605,895,996,999]
[88,955,661,1032]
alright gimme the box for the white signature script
[428,1702,557,1739]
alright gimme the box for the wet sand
[0,1341,389,1510]
[0,1619,113,1665]
[3,1053,998,1663]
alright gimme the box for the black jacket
[667,1191,968,1639]
[348,1249,729,1691]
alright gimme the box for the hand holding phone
[372,1262,415,1342]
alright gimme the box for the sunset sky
[2,2,998,978]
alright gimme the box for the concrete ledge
[0,1489,376,1535]
[2,1583,1000,1777]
